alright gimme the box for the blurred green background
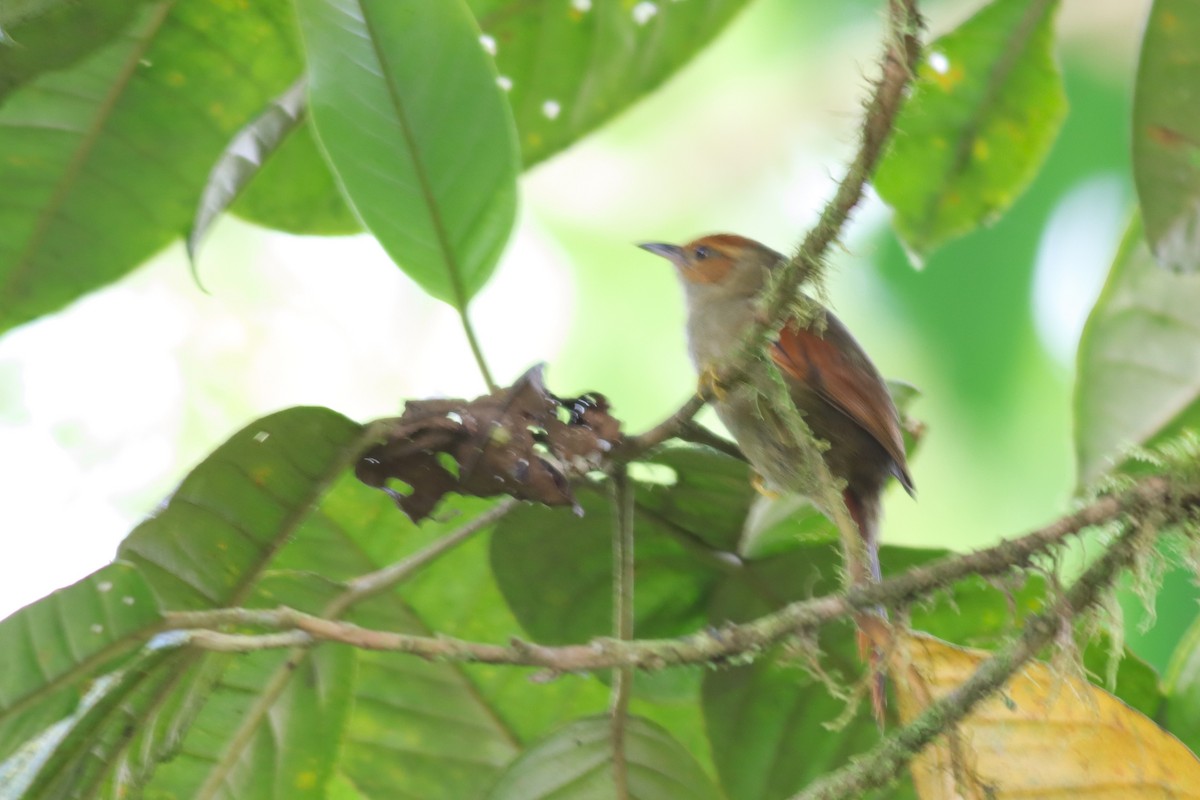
[4,0,1180,663]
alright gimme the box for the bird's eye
[693,246,712,260]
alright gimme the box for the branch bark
[166,476,1194,672]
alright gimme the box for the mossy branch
[621,0,923,458]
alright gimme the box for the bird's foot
[697,365,728,402]
[751,472,780,499]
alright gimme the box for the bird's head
[638,234,784,300]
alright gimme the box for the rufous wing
[769,315,914,495]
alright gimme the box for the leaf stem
[326,497,517,618]
[459,305,498,392]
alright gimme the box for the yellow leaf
[891,632,1200,799]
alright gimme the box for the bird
[640,233,914,719]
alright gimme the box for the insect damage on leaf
[355,365,622,522]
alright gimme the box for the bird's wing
[770,316,914,495]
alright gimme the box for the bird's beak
[637,242,684,264]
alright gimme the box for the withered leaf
[891,632,1200,798]
[356,365,622,522]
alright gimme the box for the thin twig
[791,521,1149,800]
[610,468,635,800]
[325,497,518,618]
[674,422,748,463]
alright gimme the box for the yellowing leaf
[892,632,1200,799]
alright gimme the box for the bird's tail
[843,488,887,727]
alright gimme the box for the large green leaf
[273,487,528,798]
[400,521,612,743]
[0,408,364,797]
[334,603,520,798]
[1163,614,1200,753]
[15,575,355,799]
[491,447,749,702]
[0,0,147,103]
[1074,215,1200,486]
[0,0,308,336]
[0,647,181,799]
[118,407,363,610]
[874,0,1067,263]
[0,564,161,766]
[483,716,722,800]
[225,0,753,237]
[294,0,519,308]
[1133,0,1200,272]
[141,575,355,800]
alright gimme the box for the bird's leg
[750,472,780,499]
[697,363,728,402]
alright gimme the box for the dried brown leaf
[356,365,621,521]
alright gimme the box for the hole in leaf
[628,462,678,487]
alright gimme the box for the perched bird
[640,233,914,717]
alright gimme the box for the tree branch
[323,497,518,618]
[167,476,1195,671]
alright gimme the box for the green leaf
[1074,215,1200,486]
[0,0,78,29]
[703,543,876,800]
[0,0,147,104]
[294,0,519,308]
[491,448,749,701]
[1163,613,1200,753]
[118,407,363,610]
[491,449,749,649]
[0,564,161,766]
[1133,0,1200,272]
[483,716,722,800]
[231,0,753,233]
[274,488,527,797]
[187,77,359,265]
[230,118,361,237]
[0,646,181,799]
[0,0,306,336]
[188,77,309,263]
[874,0,1067,263]
[472,0,753,168]
[0,409,363,797]
[400,519,611,743]
[143,575,356,800]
